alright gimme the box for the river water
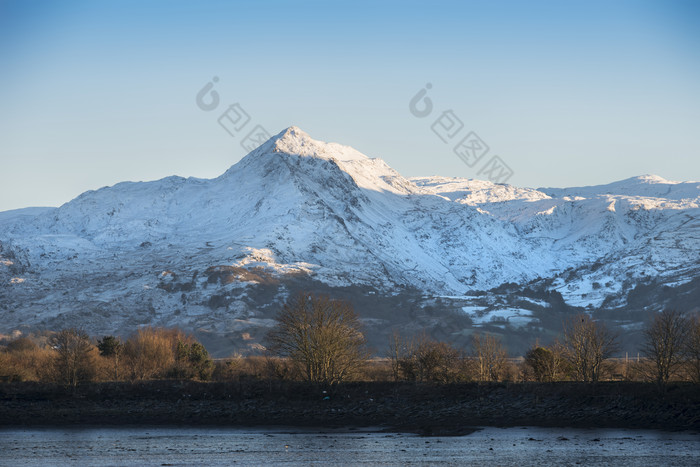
[0,426,698,466]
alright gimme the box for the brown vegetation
[642,309,689,385]
[562,314,618,382]
[686,315,700,383]
[0,327,213,386]
[523,344,566,382]
[470,333,509,382]
[266,293,368,385]
[1,306,699,387]
[387,332,514,383]
[50,328,96,387]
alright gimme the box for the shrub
[123,327,184,380]
[97,335,124,381]
[172,340,214,380]
[389,333,466,383]
[524,344,565,382]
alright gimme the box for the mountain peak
[221,126,372,182]
[278,125,308,139]
[270,126,314,154]
[634,174,672,184]
[2,128,699,356]
[250,126,369,163]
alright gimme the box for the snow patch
[470,307,535,327]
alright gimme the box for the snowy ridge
[0,126,698,352]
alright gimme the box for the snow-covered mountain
[1,127,698,354]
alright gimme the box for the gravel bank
[1,381,698,434]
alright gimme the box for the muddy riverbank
[1,381,698,434]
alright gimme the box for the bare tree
[642,309,690,385]
[389,333,464,383]
[267,293,368,385]
[50,328,95,387]
[414,335,462,383]
[470,333,507,382]
[387,330,403,382]
[393,334,419,382]
[562,314,618,382]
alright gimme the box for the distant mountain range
[1,127,698,355]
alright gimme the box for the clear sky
[1,0,699,211]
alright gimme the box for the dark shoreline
[1,381,698,435]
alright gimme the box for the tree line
[266,294,700,386]
[0,327,214,386]
[1,294,699,387]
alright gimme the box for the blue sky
[1,0,698,211]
